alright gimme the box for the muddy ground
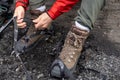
[0,0,120,80]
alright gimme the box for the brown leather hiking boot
[16,10,52,53]
[18,10,43,36]
[50,24,89,79]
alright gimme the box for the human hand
[33,12,53,30]
[14,6,26,28]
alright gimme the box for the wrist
[45,12,53,22]
[15,6,25,12]
[15,1,28,10]
[46,11,53,20]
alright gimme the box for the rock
[15,67,20,72]
[22,75,26,80]
[37,73,44,79]
[0,58,4,64]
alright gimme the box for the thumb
[13,11,18,17]
[33,18,39,23]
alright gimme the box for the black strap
[13,17,32,80]
[0,17,13,34]
[50,58,76,80]
[13,17,18,53]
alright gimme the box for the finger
[17,22,26,28]
[42,24,48,29]
[34,23,39,29]
[17,19,24,24]
[18,24,26,28]
[13,12,17,17]
[33,17,41,23]
[13,9,18,16]
[34,22,43,29]
[18,25,26,28]
[33,19,38,23]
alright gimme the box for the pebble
[33,69,36,73]
[16,67,20,72]
[0,58,4,62]
[0,58,4,64]
[22,75,26,80]
[37,73,44,79]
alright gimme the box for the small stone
[16,67,20,72]
[48,39,54,43]
[72,52,75,55]
[22,75,26,80]
[0,58,4,62]
[110,64,113,67]
[70,55,74,59]
[0,62,3,65]
[0,58,4,64]
[56,32,61,36]
[37,73,44,79]
[33,69,36,73]
[103,58,107,60]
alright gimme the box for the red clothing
[16,0,29,10]
[16,0,79,20]
[47,0,79,20]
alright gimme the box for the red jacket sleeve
[15,0,29,10]
[47,0,79,20]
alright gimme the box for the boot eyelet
[70,55,74,59]
[72,52,75,55]
[68,59,71,63]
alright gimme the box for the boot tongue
[30,10,43,19]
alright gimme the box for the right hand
[14,6,26,28]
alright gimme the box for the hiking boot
[18,10,43,37]
[16,10,52,53]
[50,24,89,79]
[30,10,43,16]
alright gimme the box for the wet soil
[0,0,120,80]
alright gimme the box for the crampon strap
[50,58,76,80]
[11,17,32,80]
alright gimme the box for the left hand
[13,6,26,28]
[33,12,53,30]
